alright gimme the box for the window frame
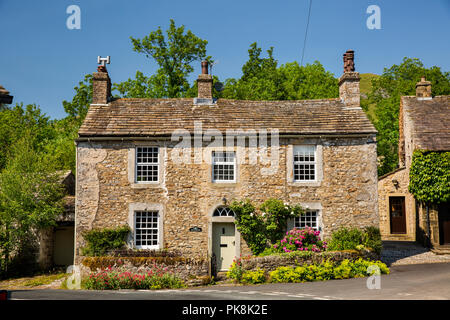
[135,146,160,184]
[213,206,235,217]
[211,151,237,183]
[293,145,317,182]
[294,209,320,231]
[134,210,160,250]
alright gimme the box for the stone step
[211,271,229,282]
[431,245,450,255]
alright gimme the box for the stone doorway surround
[208,205,241,272]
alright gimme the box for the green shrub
[226,258,244,283]
[327,228,363,251]
[240,269,267,285]
[269,258,389,284]
[332,260,352,279]
[269,266,303,283]
[327,227,382,254]
[362,226,382,254]
[81,226,131,257]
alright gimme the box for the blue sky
[1,0,449,119]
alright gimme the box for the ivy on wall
[409,150,450,204]
[81,226,131,257]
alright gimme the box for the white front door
[212,222,236,271]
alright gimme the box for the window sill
[209,182,238,188]
[134,245,161,250]
[131,182,163,189]
[288,180,322,187]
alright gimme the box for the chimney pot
[201,60,209,75]
[197,61,213,100]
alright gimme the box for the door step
[214,272,228,281]
[431,245,450,255]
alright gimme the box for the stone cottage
[378,78,450,251]
[75,50,379,271]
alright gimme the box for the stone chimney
[197,60,213,99]
[416,76,432,99]
[338,50,360,108]
[92,65,111,104]
[0,85,13,104]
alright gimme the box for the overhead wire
[301,0,313,67]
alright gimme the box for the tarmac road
[5,262,450,300]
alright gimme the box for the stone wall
[417,204,441,247]
[75,136,378,265]
[378,168,416,241]
[38,227,54,270]
[80,256,210,286]
[339,72,360,108]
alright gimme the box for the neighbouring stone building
[378,78,450,250]
[75,50,379,272]
[38,171,75,269]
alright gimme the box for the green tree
[369,58,450,176]
[0,103,55,171]
[43,117,78,173]
[115,19,211,98]
[279,62,338,100]
[0,136,65,276]
[222,42,338,100]
[62,74,93,126]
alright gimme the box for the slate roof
[78,98,377,137]
[402,95,450,151]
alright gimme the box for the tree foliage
[115,19,211,98]
[0,136,65,275]
[409,150,450,204]
[62,74,93,126]
[368,58,450,176]
[0,103,55,171]
[222,42,338,101]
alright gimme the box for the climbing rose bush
[270,227,327,253]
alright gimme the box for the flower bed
[239,249,379,272]
[228,257,389,284]
[80,256,210,286]
[84,266,185,290]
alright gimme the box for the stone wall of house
[75,136,378,265]
[378,168,416,241]
[38,227,54,270]
[417,204,441,247]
